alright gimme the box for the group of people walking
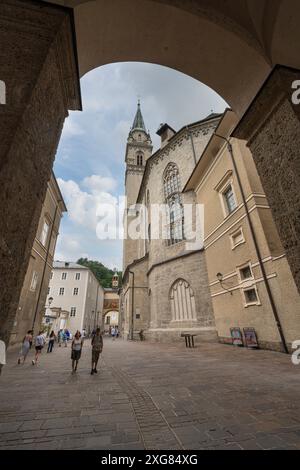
[17,330,47,366]
[17,327,104,374]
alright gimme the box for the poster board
[243,327,259,349]
[230,327,244,347]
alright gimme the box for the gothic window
[137,153,143,166]
[170,279,197,322]
[163,163,184,245]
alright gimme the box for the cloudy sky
[54,62,227,270]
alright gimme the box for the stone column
[233,65,300,294]
[0,1,81,353]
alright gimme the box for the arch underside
[43,0,300,115]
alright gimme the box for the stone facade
[186,109,300,352]
[9,173,67,346]
[122,106,219,343]
[233,66,300,295]
[0,1,81,351]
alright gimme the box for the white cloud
[57,176,119,233]
[55,62,227,269]
[82,174,117,194]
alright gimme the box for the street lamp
[216,272,233,295]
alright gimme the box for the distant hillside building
[45,262,104,335]
[9,173,67,346]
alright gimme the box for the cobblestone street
[1,339,300,450]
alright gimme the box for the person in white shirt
[111,326,116,341]
[32,331,45,365]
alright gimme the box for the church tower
[123,101,152,271]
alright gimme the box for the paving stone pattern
[1,339,300,450]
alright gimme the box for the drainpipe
[129,271,135,340]
[186,126,197,166]
[31,202,61,333]
[214,134,289,354]
[94,283,99,330]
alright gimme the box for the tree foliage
[77,258,122,288]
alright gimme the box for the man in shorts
[32,331,45,365]
[91,328,103,375]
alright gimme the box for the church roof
[131,101,146,132]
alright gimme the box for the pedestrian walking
[91,327,103,375]
[18,330,33,364]
[71,330,84,373]
[47,331,56,353]
[111,326,116,341]
[32,331,45,365]
[58,329,63,347]
[139,329,145,341]
[63,329,68,347]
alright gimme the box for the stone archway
[1,0,300,349]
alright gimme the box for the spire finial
[131,99,146,132]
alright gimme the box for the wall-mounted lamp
[216,272,233,295]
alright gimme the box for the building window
[163,163,184,245]
[239,264,253,281]
[230,227,245,249]
[136,313,141,319]
[73,287,79,296]
[59,287,64,296]
[40,220,50,246]
[47,287,50,295]
[223,184,237,215]
[70,307,76,317]
[75,273,80,280]
[137,153,143,166]
[170,279,197,321]
[61,272,67,280]
[30,271,38,292]
[243,286,260,307]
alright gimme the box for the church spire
[131,100,146,132]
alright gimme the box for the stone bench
[181,333,198,348]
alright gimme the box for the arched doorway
[103,310,119,333]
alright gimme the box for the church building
[121,102,219,342]
[121,103,300,352]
